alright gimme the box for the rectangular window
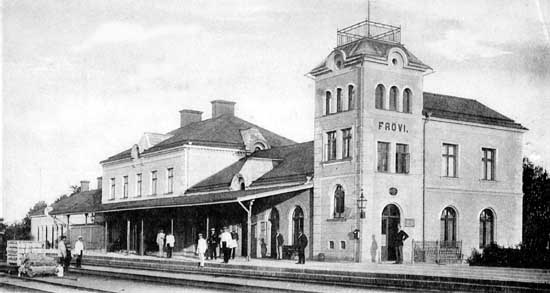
[167,168,174,194]
[396,143,410,174]
[342,128,352,159]
[482,148,495,180]
[123,176,128,198]
[442,144,458,177]
[326,131,337,161]
[109,178,115,200]
[377,142,389,172]
[336,88,343,112]
[136,173,142,197]
[151,170,158,195]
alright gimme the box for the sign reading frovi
[378,121,408,133]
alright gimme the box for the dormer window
[231,174,247,191]
[253,142,266,152]
[334,53,344,70]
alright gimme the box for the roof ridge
[424,91,476,101]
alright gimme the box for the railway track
[0,273,104,292]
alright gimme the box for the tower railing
[337,19,401,47]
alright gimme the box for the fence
[413,240,463,264]
[69,224,105,250]
[337,19,401,47]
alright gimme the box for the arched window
[336,88,343,112]
[325,91,332,115]
[292,206,304,245]
[389,86,398,111]
[440,207,457,246]
[479,209,494,248]
[403,88,412,113]
[238,176,245,190]
[375,84,385,109]
[334,185,345,218]
[348,85,355,110]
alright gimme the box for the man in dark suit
[296,231,308,264]
[207,228,218,260]
[394,223,409,264]
[276,230,284,260]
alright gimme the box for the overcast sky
[2,0,549,222]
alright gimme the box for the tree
[4,201,48,240]
[69,185,81,195]
[522,158,550,250]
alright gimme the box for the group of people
[272,230,308,264]
[57,235,85,272]
[155,229,176,258]
[155,226,239,266]
[195,227,238,267]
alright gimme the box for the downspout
[356,64,364,263]
[422,111,431,256]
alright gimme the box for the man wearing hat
[207,228,218,260]
[74,236,84,268]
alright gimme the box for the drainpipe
[422,111,431,258]
[356,65,364,263]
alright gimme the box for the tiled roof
[98,185,307,212]
[185,141,314,192]
[423,92,527,130]
[310,38,431,74]
[186,158,248,193]
[49,189,102,215]
[250,141,314,187]
[102,114,295,164]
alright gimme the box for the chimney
[211,100,235,118]
[97,177,103,190]
[80,180,90,192]
[179,109,203,128]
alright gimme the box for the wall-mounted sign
[404,218,415,227]
[378,121,408,133]
[389,187,398,196]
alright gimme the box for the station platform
[74,251,550,292]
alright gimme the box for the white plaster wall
[101,149,186,203]
[238,158,275,187]
[186,146,245,189]
[101,145,246,204]
[253,190,311,259]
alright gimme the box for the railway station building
[47,19,526,263]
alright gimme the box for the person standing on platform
[296,231,308,264]
[156,229,166,257]
[230,228,238,259]
[196,233,207,267]
[220,227,232,263]
[394,223,409,264]
[207,228,218,260]
[73,236,84,268]
[166,232,175,258]
[58,236,68,271]
[276,230,284,260]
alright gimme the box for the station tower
[308,19,432,262]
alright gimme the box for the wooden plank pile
[7,241,59,277]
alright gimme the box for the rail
[337,19,401,47]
